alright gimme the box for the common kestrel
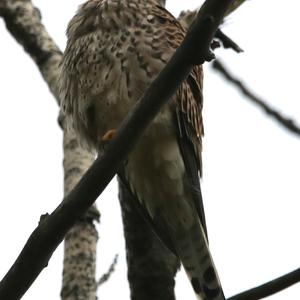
[59,1,224,299]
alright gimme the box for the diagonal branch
[228,267,300,300]
[178,0,248,30]
[0,0,235,298]
[213,60,300,136]
[178,8,244,53]
[225,0,248,16]
[214,29,243,53]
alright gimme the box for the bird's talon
[101,129,116,142]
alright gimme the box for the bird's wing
[118,171,178,255]
[59,0,112,148]
[152,5,207,236]
[148,10,225,300]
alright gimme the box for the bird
[59,0,225,299]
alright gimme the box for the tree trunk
[118,179,179,300]
[61,129,99,300]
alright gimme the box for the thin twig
[98,255,119,286]
[215,29,243,53]
[179,11,243,53]
[0,0,235,298]
[229,267,300,300]
[213,60,300,136]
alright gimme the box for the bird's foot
[101,129,116,142]
[98,129,116,151]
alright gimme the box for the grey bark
[61,129,99,300]
[0,1,99,299]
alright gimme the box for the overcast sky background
[1,0,300,299]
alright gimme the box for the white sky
[1,0,300,299]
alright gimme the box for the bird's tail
[172,221,225,300]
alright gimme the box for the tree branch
[228,267,300,300]
[0,1,99,299]
[0,0,235,298]
[178,0,248,30]
[61,129,99,300]
[215,29,243,53]
[213,60,300,136]
[178,9,243,53]
[97,254,119,286]
[225,0,248,16]
[0,0,61,100]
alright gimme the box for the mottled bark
[61,129,99,300]
[61,220,98,300]
[118,179,179,300]
[0,0,62,100]
[0,1,99,299]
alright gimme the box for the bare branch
[178,10,198,30]
[97,255,119,286]
[229,267,300,300]
[0,0,235,298]
[61,129,99,300]
[213,60,300,136]
[179,10,243,53]
[225,0,248,16]
[0,0,62,100]
[215,29,243,53]
[178,0,248,30]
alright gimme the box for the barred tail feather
[172,222,225,300]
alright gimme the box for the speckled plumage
[59,1,224,299]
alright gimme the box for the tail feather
[172,222,225,300]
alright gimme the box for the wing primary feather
[117,170,178,256]
[173,110,208,239]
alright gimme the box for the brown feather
[151,5,204,173]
